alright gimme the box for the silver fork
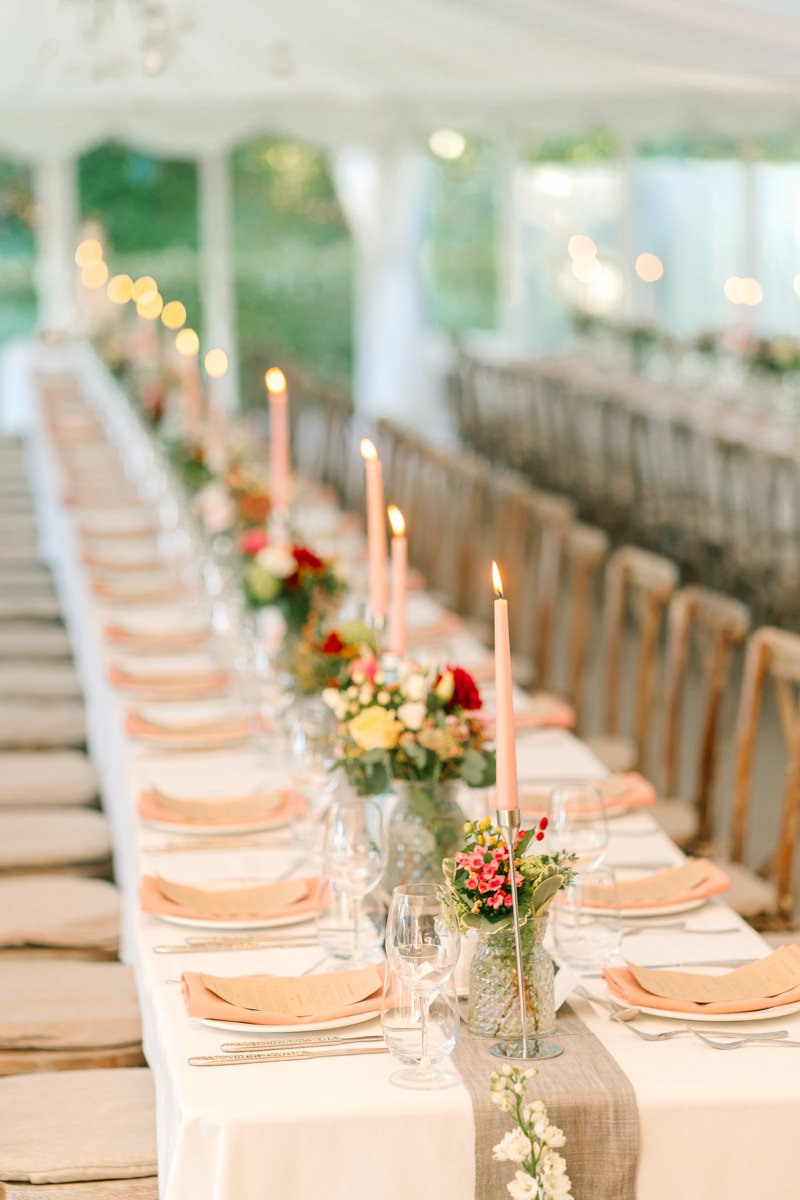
[574,986,788,1043]
[683,1025,800,1050]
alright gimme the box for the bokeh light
[568,234,597,261]
[635,252,664,282]
[175,328,200,357]
[265,367,287,394]
[75,239,103,268]
[571,256,602,284]
[204,348,229,377]
[161,300,187,329]
[132,275,158,303]
[724,276,745,304]
[137,293,163,319]
[106,274,133,304]
[741,277,763,306]
[80,261,108,289]
[428,129,467,161]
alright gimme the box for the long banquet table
[15,340,800,1200]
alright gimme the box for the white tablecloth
[21,341,800,1200]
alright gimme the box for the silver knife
[583,957,759,977]
[189,1045,389,1067]
[220,1035,384,1052]
[154,940,319,953]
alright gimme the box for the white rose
[492,1129,532,1165]
[402,673,427,702]
[255,546,296,578]
[397,701,426,731]
[507,1171,539,1200]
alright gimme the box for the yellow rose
[349,706,403,751]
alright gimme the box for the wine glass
[547,785,608,870]
[382,970,460,1071]
[384,883,461,1089]
[288,706,338,857]
[322,798,386,968]
[552,866,623,970]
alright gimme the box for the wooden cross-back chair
[588,544,679,777]
[561,522,609,729]
[725,626,800,928]
[657,585,750,849]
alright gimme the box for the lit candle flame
[204,348,229,378]
[360,438,377,460]
[492,561,504,598]
[387,505,405,536]
[265,367,286,394]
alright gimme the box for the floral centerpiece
[324,661,495,887]
[163,436,213,494]
[490,1066,572,1200]
[287,617,376,696]
[444,819,575,1040]
[238,529,347,637]
[224,462,272,526]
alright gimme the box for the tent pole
[496,136,527,350]
[32,155,79,334]
[198,147,239,409]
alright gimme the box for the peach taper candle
[360,439,387,622]
[387,505,407,657]
[492,561,519,811]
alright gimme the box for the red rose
[448,666,482,711]
[239,528,268,556]
[292,545,323,572]
[322,631,344,655]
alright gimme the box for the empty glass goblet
[322,797,386,968]
[385,883,461,1089]
[382,970,460,1070]
[547,785,608,871]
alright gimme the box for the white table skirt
[20,340,800,1200]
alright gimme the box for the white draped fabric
[4,1,800,161]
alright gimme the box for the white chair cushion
[0,1069,157,1184]
[0,875,120,949]
[651,796,699,848]
[0,961,141,1051]
[0,624,72,659]
[712,858,776,920]
[584,734,637,775]
[0,752,99,807]
[0,664,82,699]
[0,810,111,871]
[0,701,85,748]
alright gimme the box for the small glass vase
[467,915,557,1041]
[385,780,465,892]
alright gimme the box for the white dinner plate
[156,909,316,931]
[193,1009,380,1034]
[583,896,707,918]
[606,962,800,1022]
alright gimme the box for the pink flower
[239,528,268,556]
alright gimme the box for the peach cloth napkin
[105,624,209,652]
[483,693,576,733]
[604,945,800,1015]
[138,787,290,826]
[141,874,323,922]
[125,709,252,746]
[181,963,385,1025]
[109,665,228,699]
[520,773,656,816]
[588,858,730,911]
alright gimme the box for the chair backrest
[731,626,800,920]
[562,521,609,726]
[662,585,750,842]
[601,545,679,774]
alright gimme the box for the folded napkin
[105,624,210,653]
[604,945,800,1015]
[181,962,385,1026]
[79,520,158,540]
[483,692,576,733]
[520,772,656,816]
[585,858,730,911]
[138,785,288,826]
[141,874,323,923]
[125,708,252,746]
[407,612,464,646]
[109,664,228,700]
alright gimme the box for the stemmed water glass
[384,883,461,1089]
[322,797,386,968]
[288,705,338,858]
[546,785,608,871]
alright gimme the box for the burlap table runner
[453,1003,638,1200]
